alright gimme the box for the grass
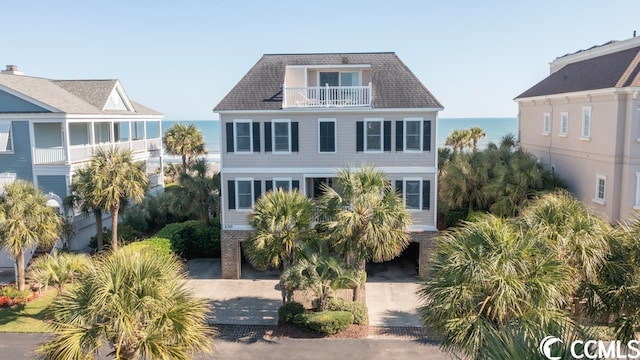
[0,289,57,333]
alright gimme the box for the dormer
[282,64,372,108]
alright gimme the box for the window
[560,112,568,136]
[404,119,422,151]
[234,120,252,152]
[115,122,129,142]
[69,123,91,146]
[543,113,550,135]
[94,122,111,143]
[0,121,12,152]
[236,180,254,210]
[365,118,383,152]
[319,71,359,86]
[131,121,144,140]
[272,120,291,152]
[581,107,591,139]
[274,178,292,191]
[594,174,606,204]
[404,179,421,210]
[318,119,336,153]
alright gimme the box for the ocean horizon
[162,117,518,161]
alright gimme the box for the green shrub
[328,300,368,325]
[124,237,172,258]
[89,225,141,250]
[0,285,32,299]
[278,301,305,324]
[155,222,186,239]
[301,311,354,334]
[168,219,220,259]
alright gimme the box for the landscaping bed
[273,322,369,339]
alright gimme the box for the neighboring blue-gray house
[0,65,163,265]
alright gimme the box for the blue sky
[2,1,639,120]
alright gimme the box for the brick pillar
[221,230,251,279]
[414,232,438,279]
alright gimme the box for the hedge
[296,311,354,334]
[278,301,305,324]
[329,299,368,325]
[123,237,172,258]
[155,219,221,259]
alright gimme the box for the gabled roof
[214,52,443,111]
[516,45,640,99]
[0,74,161,115]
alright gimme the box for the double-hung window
[581,107,591,139]
[0,122,12,153]
[404,179,422,210]
[236,179,254,210]
[318,118,336,153]
[543,113,550,135]
[594,174,606,204]
[365,118,383,152]
[272,120,291,153]
[560,112,569,136]
[274,178,292,191]
[404,119,422,151]
[234,120,252,153]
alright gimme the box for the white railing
[33,147,66,164]
[65,138,162,164]
[283,84,372,108]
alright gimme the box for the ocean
[161,117,518,161]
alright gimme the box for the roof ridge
[263,52,395,56]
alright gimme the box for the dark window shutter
[328,122,335,151]
[384,121,391,151]
[265,180,273,192]
[423,180,431,210]
[227,180,236,210]
[292,122,299,152]
[264,122,272,152]
[395,121,403,151]
[252,122,260,152]
[292,180,300,190]
[254,180,262,202]
[423,120,431,151]
[226,123,234,153]
[395,180,403,195]
[356,121,364,152]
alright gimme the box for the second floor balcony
[283,84,372,109]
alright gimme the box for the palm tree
[90,148,148,251]
[65,166,106,250]
[163,123,206,173]
[168,158,220,225]
[468,126,486,152]
[439,152,489,213]
[28,250,91,293]
[36,247,213,360]
[444,129,470,153]
[0,180,62,291]
[418,214,574,358]
[320,165,411,299]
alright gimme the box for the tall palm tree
[36,247,213,360]
[65,166,106,250]
[0,180,62,291]
[320,165,411,299]
[163,123,206,173]
[168,158,220,225]
[439,152,489,213]
[468,126,486,152]
[445,129,470,153]
[418,214,574,358]
[91,148,148,251]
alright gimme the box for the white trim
[635,172,640,209]
[433,111,439,226]
[235,178,254,211]
[220,172,226,227]
[550,37,640,73]
[233,119,253,153]
[515,87,640,102]
[559,112,569,136]
[403,177,422,211]
[318,118,337,153]
[403,117,423,152]
[542,112,550,135]
[593,174,606,205]
[0,121,13,153]
[285,64,371,69]
[216,107,444,115]
[271,119,292,153]
[581,106,592,139]
[364,118,383,153]
[272,177,293,191]
[222,166,437,174]
[408,225,438,232]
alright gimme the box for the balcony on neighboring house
[32,120,163,165]
[282,65,372,109]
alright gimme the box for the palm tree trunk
[111,207,119,251]
[16,250,25,291]
[95,211,103,251]
[182,155,188,174]
[353,259,366,301]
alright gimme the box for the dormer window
[319,71,359,86]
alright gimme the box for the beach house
[0,65,164,265]
[515,36,640,222]
[214,52,443,278]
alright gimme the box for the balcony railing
[283,84,372,108]
[33,147,66,165]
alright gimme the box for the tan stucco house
[214,52,443,278]
[515,36,640,222]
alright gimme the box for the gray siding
[37,175,68,198]
[0,121,33,180]
[0,90,49,113]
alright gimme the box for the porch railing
[283,84,372,108]
[33,147,66,165]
